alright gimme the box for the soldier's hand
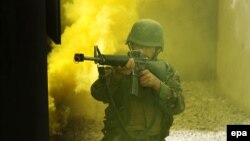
[139,69,161,91]
[116,58,135,75]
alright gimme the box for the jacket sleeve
[157,63,185,115]
[90,67,120,103]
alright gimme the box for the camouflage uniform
[91,59,185,141]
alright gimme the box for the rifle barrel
[84,56,101,61]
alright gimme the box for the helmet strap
[127,42,133,51]
[151,48,161,60]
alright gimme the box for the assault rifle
[74,45,148,96]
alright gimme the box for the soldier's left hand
[139,69,160,91]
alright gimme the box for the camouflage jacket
[91,59,185,136]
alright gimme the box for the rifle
[74,45,148,96]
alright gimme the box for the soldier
[91,19,185,141]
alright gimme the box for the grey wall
[138,0,218,81]
[138,0,250,114]
[217,0,250,114]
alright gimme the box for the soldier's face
[131,45,156,59]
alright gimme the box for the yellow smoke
[48,0,139,135]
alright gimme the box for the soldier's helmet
[126,19,164,51]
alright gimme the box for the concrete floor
[50,81,250,141]
[165,81,250,141]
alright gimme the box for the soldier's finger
[125,58,133,68]
[140,69,149,76]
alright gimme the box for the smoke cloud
[48,0,218,136]
[48,0,140,135]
